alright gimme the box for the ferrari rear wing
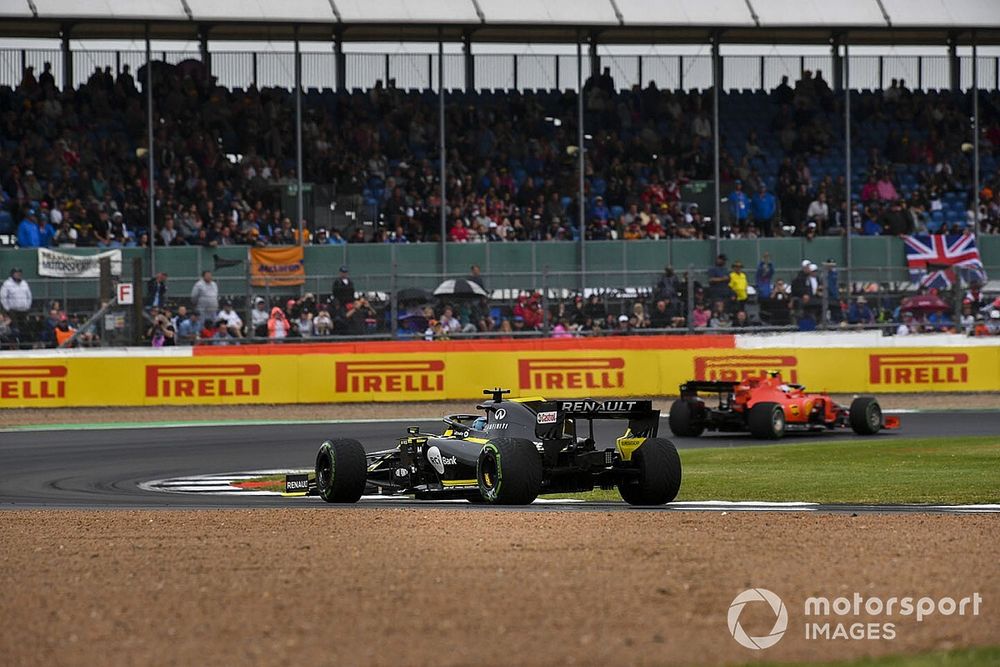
[679,381,739,397]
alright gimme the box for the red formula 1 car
[668,372,900,439]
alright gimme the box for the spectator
[1,268,32,335]
[691,302,711,328]
[728,261,748,311]
[755,253,774,300]
[313,308,334,336]
[467,264,484,289]
[295,311,315,337]
[806,192,829,230]
[880,200,912,236]
[177,311,201,343]
[791,261,818,298]
[654,266,682,301]
[146,272,168,308]
[216,301,244,338]
[250,297,269,336]
[17,208,52,248]
[728,180,751,228]
[190,270,219,322]
[751,184,777,237]
[847,296,875,325]
[707,254,732,303]
[267,307,290,338]
[876,173,899,201]
[332,266,355,309]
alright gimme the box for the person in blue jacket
[728,180,751,229]
[17,208,43,247]
[755,252,774,300]
[751,183,777,237]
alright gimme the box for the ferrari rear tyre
[315,438,368,503]
[617,437,682,505]
[849,397,883,435]
[748,402,785,439]
[477,437,542,505]
[668,399,705,437]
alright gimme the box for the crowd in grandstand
[3,257,998,349]
[1,60,999,247]
[1,57,998,347]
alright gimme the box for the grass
[236,435,1000,505]
[544,436,1000,504]
[748,646,1000,667]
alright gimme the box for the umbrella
[433,279,488,298]
[899,294,951,314]
[396,287,432,304]
[397,313,429,332]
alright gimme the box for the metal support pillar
[588,38,599,81]
[973,35,980,232]
[438,38,447,273]
[334,32,345,92]
[294,33,304,243]
[198,27,210,79]
[577,39,586,293]
[60,28,72,90]
[948,35,959,92]
[145,29,156,275]
[831,35,843,93]
[844,43,852,281]
[711,35,721,251]
[463,33,473,93]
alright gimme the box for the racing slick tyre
[668,399,705,437]
[315,438,368,503]
[748,402,786,439]
[617,437,682,505]
[849,397,883,435]
[477,438,542,505]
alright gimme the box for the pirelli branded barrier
[0,335,998,408]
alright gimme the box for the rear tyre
[617,437,682,505]
[748,402,785,439]
[849,397,883,435]
[668,399,705,437]
[477,437,542,505]
[315,438,368,503]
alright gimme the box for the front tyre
[477,437,542,505]
[849,397,883,435]
[315,438,368,503]
[748,402,785,439]
[668,399,705,437]
[617,437,682,505]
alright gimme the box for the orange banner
[249,246,305,287]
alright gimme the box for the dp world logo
[728,588,788,650]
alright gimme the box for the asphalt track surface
[2,411,999,513]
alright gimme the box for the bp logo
[727,588,788,650]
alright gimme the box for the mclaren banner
[249,246,305,287]
[0,342,997,407]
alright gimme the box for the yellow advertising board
[0,345,997,409]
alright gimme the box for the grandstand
[0,0,998,346]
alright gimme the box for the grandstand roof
[2,0,999,44]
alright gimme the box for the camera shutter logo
[728,588,788,650]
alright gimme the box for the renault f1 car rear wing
[534,399,660,439]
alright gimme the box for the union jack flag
[902,234,988,289]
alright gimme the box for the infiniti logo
[728,588,788,650]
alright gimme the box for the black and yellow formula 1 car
[285,388,681,505]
